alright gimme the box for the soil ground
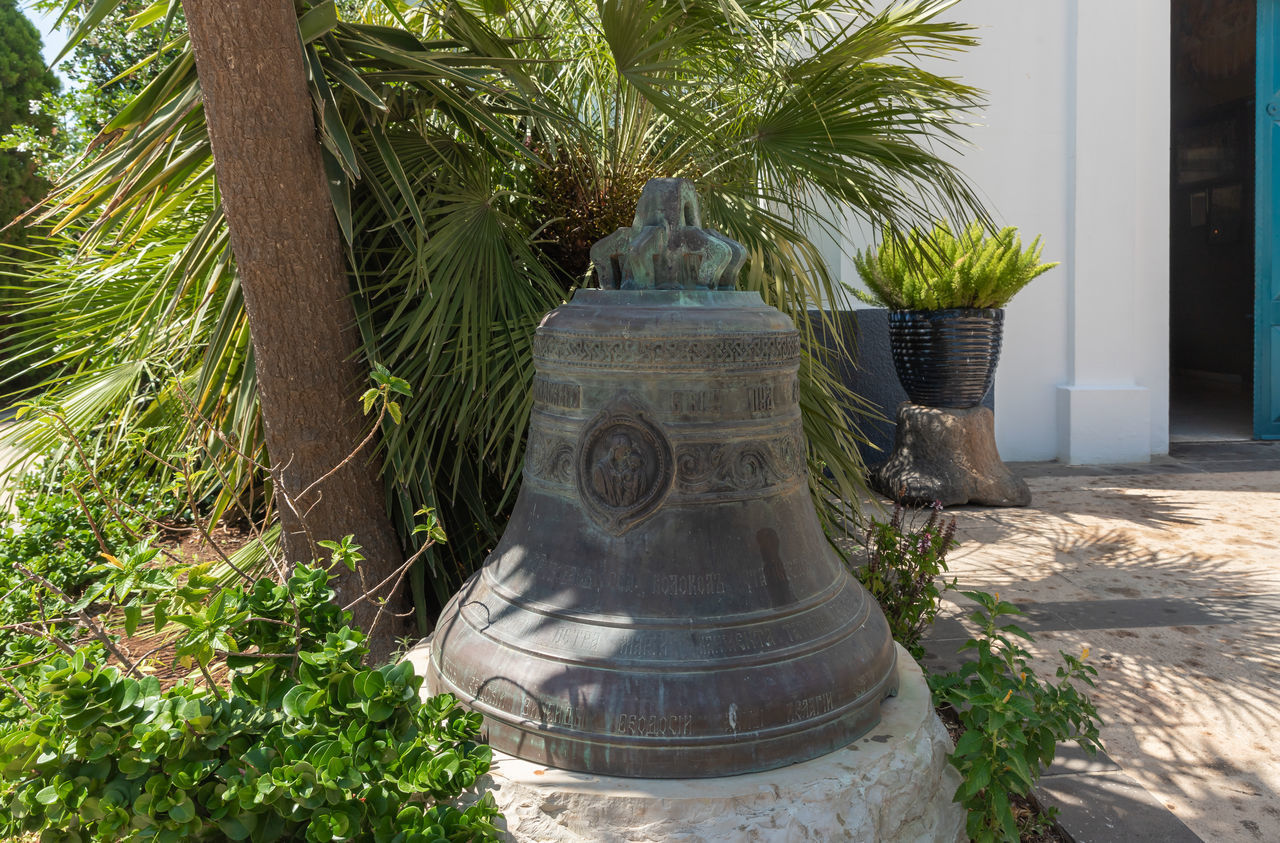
[111,522,257,690]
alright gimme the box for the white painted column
[836,0,1172,463]
[1056,0,1169,464]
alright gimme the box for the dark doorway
[1170,0,1256,441]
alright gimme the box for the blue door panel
[1271,326,1280,424]
[1257,0,1280,438]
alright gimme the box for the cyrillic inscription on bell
[425,178,897,778]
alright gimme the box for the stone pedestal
[873,404,1030,507]
[407,644,964,843]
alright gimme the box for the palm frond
[5,0,988,620]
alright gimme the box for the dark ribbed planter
[888,308,1004,408]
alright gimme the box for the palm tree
[2,0,985,625]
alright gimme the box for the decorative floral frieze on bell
[425,177,897,779]
[589,178,747,290]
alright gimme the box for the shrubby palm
[2,0,984,620]
[0,185,257,519]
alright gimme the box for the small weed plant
[853,502,956,660]
[929,591,1102,843]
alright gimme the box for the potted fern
[853,222,1058,408]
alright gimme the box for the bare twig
[297,401,387,504]
[0,651,58,673]
[169,380,271,550]
[14,562,138,674]
[73,473,194,569]
[179,454,256,584]
[39,410,196,571]
[272,456,319,570]
[0,617,79,632]
[133,446,260,582]
[224,650,298,660]
[243,616,296,628]
[64,482,110,556]
[125,642,172,677]
[47,411,144,544]
[198,440,267,546]
[343,540,434,643]
[0,624,77,656]
[169,379,271,474]
[0,579,30,605]
[0,672,34,711]
[197,661,224,700]
[341,541,432,613]
[169,378,286,574]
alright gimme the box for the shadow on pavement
[916,468,1280,843]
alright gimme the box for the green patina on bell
[425,178,897,778]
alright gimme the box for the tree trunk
[182,0,406,659]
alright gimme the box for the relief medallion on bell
[575,392,674,533]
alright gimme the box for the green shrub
[853,503,956,660]
[853,221,1058,310]
[0,469,174,727]
[0,554,500,841]
[0,469,169,598]
[928,590,1102,843]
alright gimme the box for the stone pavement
[920,440,1280,843]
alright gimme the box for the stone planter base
[418,646,963,843]
[873,403,1031,507]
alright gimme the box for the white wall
[840,0,1171,463]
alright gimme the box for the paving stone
[1197,592,1280,625]
[926,617,971,643]
[1014,598,1228,632]
[1036,771,1203,842]
[919,646,971,678]
[1169,441,1280,461]
[1013,461,1204,479]
[915,452,1280,843]
[1181,459,1280,473]
[919,596,1228,681]
[1011,440,1280,480]
[1043,742,1122,777]
[926,598,1228,642]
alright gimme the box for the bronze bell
[425,179,897,778]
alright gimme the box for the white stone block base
[1056,384,1152,464]
[456,646,963,842]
